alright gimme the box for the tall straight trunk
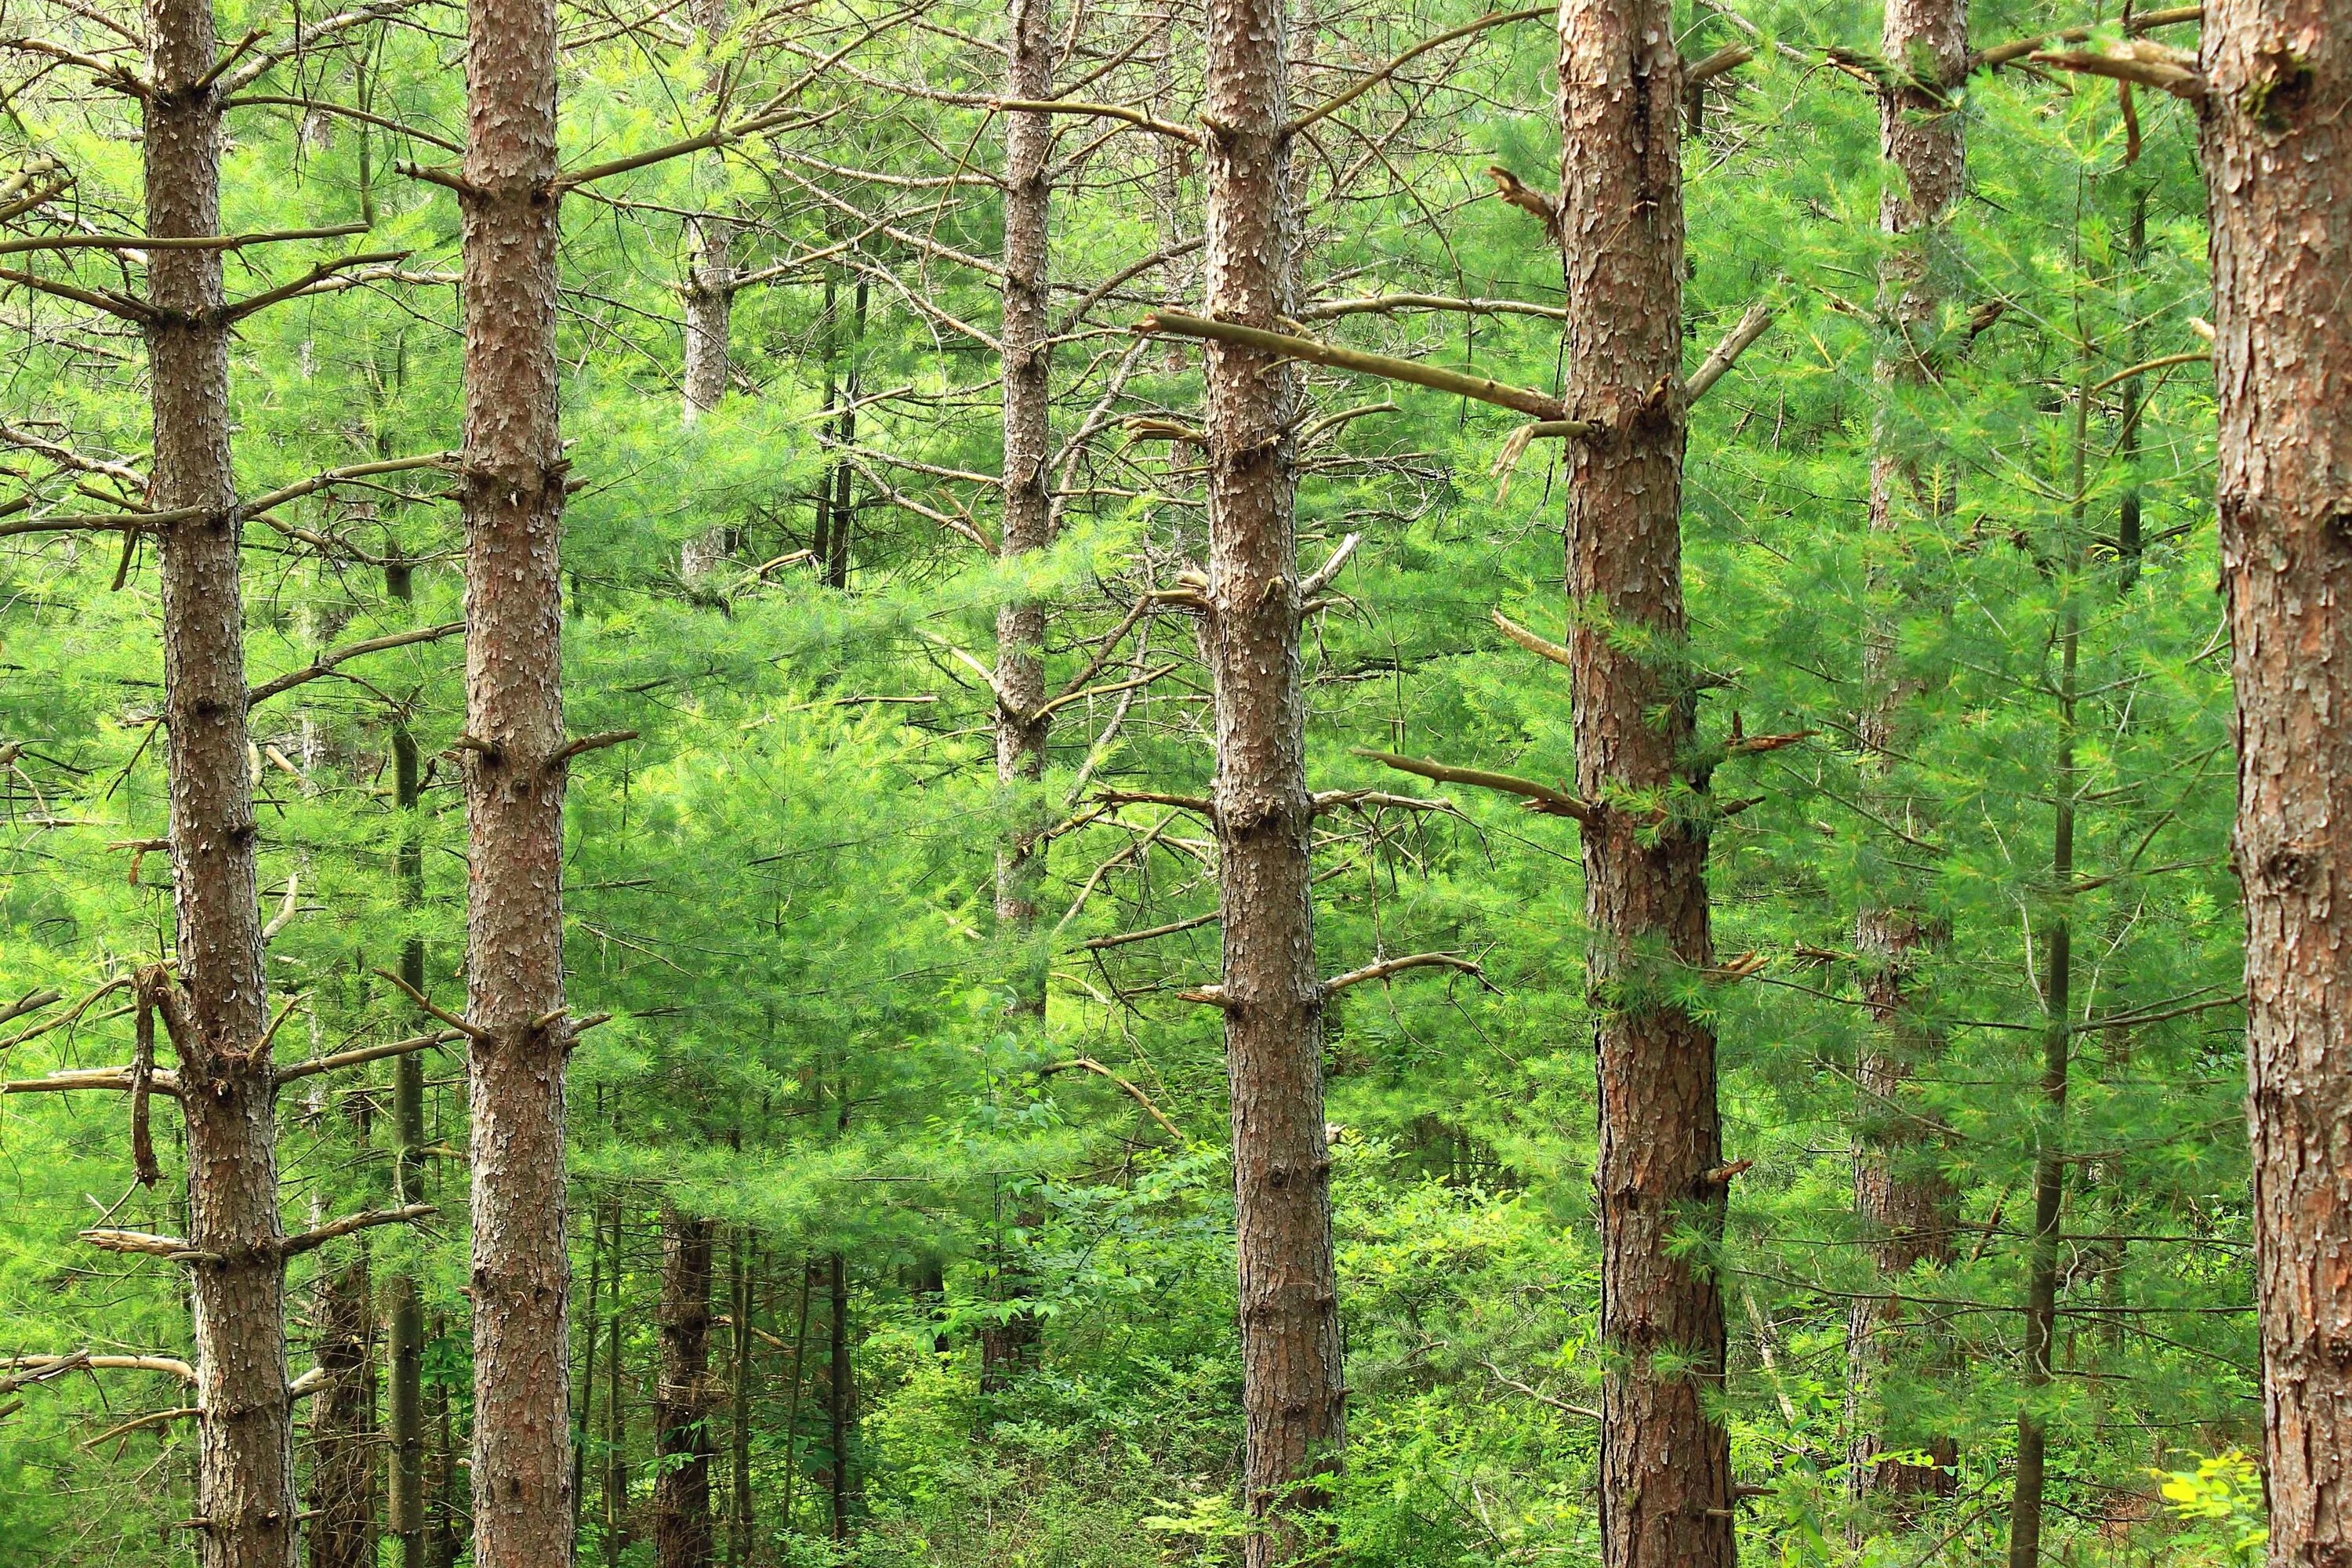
[386,556,429,1568]
[995,0,1053,1018]
[457,0,574,1544]
[2006,343,2092,1568]
[2007,594,2078,1568]
[978,0,1057,1393]
[1200,0,1344,1561]
[826,1253,855,1542]
[727,1235,753,1566]
[825,279,867,590]
[603,1196,627,1567]
[573,1189,604,1534]
[427,1312,461,1568]
[778,1259,813,1537]
[1847,0,1966,1508]
[2199,9,2352,1563]
[145,0,299,1558]
[307,1247,377,1568]
[1554,5,1733,1564]
[678,0,735,581]
[654,1212,717,1568]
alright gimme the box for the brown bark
[387,555,429,1568]
[144,0,299,1556]
[1200,0,1345,1560]
[2198,7,2352,1565]
[1847,0,1965,1510]
[654,1211,717,1568]
[456,0,575,1548]
[979,0,1057,1394]
[727,1234,753,1566]
[307,1247,377,1568]
[1552,6,1733,1565]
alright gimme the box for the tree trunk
[654,1212,717,1568]
[427,1312,462,1568]
[144,0,299,1556]
[1200,0,1345,1560]
[826,1252,855,1542]
[387,556,429,1568]
[307,1247,377,1568]
[977,0,1058,1395]
[1553,6,1733,1565]
[457,0,575,1547]
[1847,0,1966,1510]
[604,1196,628,1567]
[728,1235,753,1566]
[2199,9,2352,1564]
[678,0,735,581]
[2007,593,2076,1568]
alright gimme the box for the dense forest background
[0,0,2279,1563]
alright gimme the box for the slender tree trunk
[678,0,735,581]
[2006,345,2091,1568]
[574,1192,604,1536]
[2007,598,2076,1568]
[1552,6,1733,1565]
[654,1212,717,1568]
[1847,0,1966,1510]
[1200,0,1345,1559]
[604,1196,627,1568]
[728,1234,753,1566]
[427,1312,461,1568]
[778,1261,813,1538]
[457,0,575,1546]
[386,556,429,1568]
[144,0,298,1556]
[826,1253,855,1542]
[825,280,867,590]
[2198,10,2352,1564]
[307,1246,377,1568]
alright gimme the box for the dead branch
[1323,951,1490,996]
[280,1203,437,1259]
[1353,747,1598,826]
[1136,310,1569,421]
[245,621,464,709]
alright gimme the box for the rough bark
[1553,6,1733,1566]
[1847,0,1966,1509]
[457,0,575,1546]
[1200,0,1345,1560]
[387,556,429,1568]
[307,1247,377,1568]
[654,1211,717,1568]
[2198,7,2352,1565]
[145,0,299,1556]
[978,0,1056,1394]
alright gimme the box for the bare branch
[274,1028,459,1087]
[1322,951,1490,996]
[1685,298,1778,401]
[281,1203,437,1259]
[0,1353,195,1394]
[220,250,410,321]
[2030,40,2205,100]
[1137,310,1569,421]
[1288,7,1550,134]
[1299,292,1566,322]
[0,223,367,260]
[994,98,1197,143]
[1040,1057,1183,1141]
[1353,747,1598,826]
[372,967,488,1042]
[246,621,464,709]
[1491,609,1573,669]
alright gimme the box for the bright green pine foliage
[0,0,2256,1563]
